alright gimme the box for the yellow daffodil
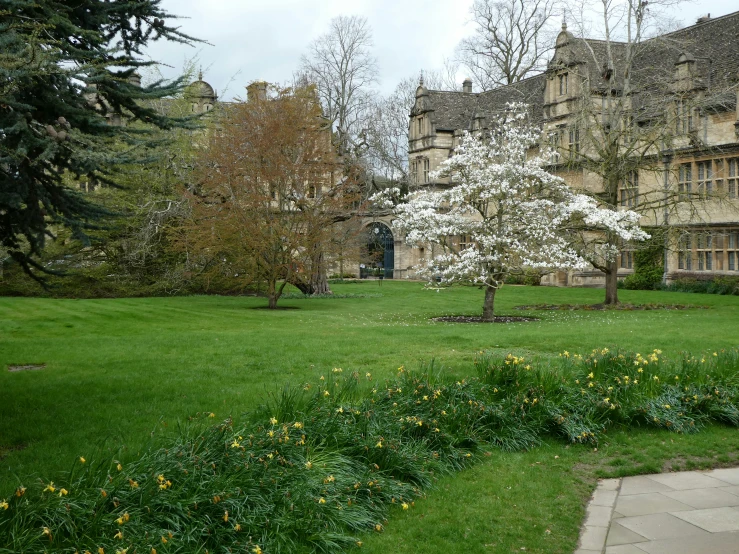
[129,480,138,489]
[269,417,278,425]
[114,530,123,540]
[376,441,383,448]
[323,390,330,397]
[587,372,594,379]
[59,488,68,497]
[0,500,8,510]
[234,523,242,531]
[208,412,215,418]
[116,463,122,471]
[267,430,275,438]
[305,461,313,469]
[253,546,263,554]
[223,511,228,522]
[79,457,86,464]
[161,536,168,544]
[15,486,26,497]
[42,526,52,536]
[402,502,409,510]
[365,372,372,379]
[375,524,383,531]
[99,548,105,554]
[318,498,326,504]
[43,482,56,493]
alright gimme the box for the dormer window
[558,74,568,96]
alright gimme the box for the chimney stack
[247,81,268,102]
[463,78,473,93]
[696,13,711,24]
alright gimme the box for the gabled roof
[416,74,547,131]
[416,10,739,133]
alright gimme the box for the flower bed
[1,350,737,553]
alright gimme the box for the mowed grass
[2,281,739,553]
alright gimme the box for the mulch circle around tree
[250,306,301,310]
[514,303,708,311]
[431,315,539,323]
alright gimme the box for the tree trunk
[482,285,496,322]
[309,250,332,295]
[604,260,619,305]
[267,280,278,309]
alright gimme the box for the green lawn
[1,281,738,553]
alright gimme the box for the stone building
[399,11,739,285]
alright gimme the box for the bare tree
[457,0,560,90]
[300,15,379,157]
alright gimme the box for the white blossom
[392,104,647,296]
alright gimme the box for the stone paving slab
[604,545,648,554]
[643,471,727,491]
[671,506,739,532]
[631,531,739,554]
[618,476,673,496]
[662,487,739,509]
[617,512,709,541]
[615,492,693,516]
[575,468,739,553]
[704,467,739,486]
[606,521,648,546]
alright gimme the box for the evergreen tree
[0,1,198,278]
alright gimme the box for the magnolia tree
[388,106,648,321]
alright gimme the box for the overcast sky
[144,0,738,100]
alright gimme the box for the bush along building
[402,11,739,287]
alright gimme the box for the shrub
[623,231,664,290]
[662,276,739,295]
[1,350,737,553]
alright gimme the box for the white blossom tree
[390,106,648,321]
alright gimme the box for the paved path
[576,468,739,553]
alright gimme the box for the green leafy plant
[1,349,737,553]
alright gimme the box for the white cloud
[144,0,737,100]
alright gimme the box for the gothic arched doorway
[361,222,394,279]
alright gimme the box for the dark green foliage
[1,349,738,553]
[663,276,739,295]
[0,1,198,279]
[504,269,542,286]
[623,230,664,290]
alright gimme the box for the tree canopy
[179,84,359,308]
[388,105,647,321]
[0,0,198,278]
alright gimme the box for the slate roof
[421,11,739,132]
[423,74,547,131]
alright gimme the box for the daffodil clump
[1,350,738,553]
[477,347,739,443]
